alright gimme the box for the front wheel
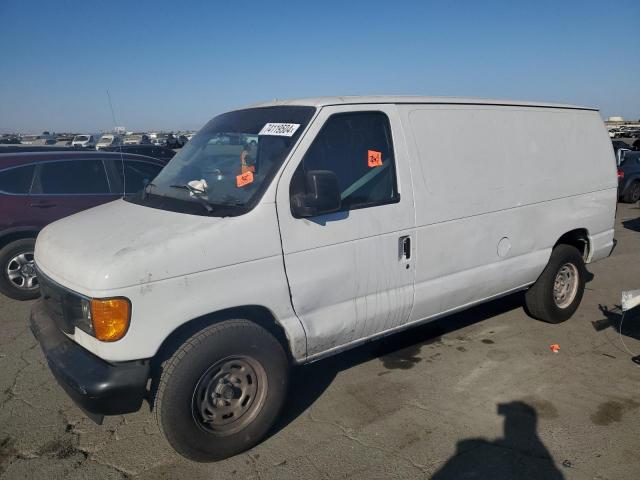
[0,238,39,301]
[525,244,586,324]
[155,319,288,461]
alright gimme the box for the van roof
[242,96,597,112]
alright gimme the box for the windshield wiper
[169,184,214,213]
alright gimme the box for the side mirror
[291,170,341,218]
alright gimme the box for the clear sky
[1,0,639,133]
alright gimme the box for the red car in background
[0,151,167,300]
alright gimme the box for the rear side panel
[400,105,616,323]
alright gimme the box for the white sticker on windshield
[259,123,300,137]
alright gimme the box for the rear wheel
[0,238,39,301]
[622,181,640,203]
[525,244,586,323]
[155,319,288,461]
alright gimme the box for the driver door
[276,105,416,360]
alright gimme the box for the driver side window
[290,111,399,213]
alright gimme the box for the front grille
[37,269,81,334]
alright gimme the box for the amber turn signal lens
[90,298,130,342]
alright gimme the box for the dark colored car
[0,136,21,145]
[102,144,177,161]
[618,150,640,203]
[0,151,167,300]
[0,145,77,154]
[612,140,635,154]
[164,134,181,149]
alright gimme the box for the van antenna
[106,89,126,197]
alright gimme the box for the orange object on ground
[550,344,560,353]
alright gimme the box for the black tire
[155,319,288,461]
[525,244,586,324]
[622,181,640,203]
[0,238,39,301]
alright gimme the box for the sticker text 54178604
[259,123,300,137]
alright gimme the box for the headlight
[77,298,94,335]
[76,297,131,342]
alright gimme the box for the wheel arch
[147,305,295,409]
[0,228,40,250]
[151,305,294,369]
[554,228,590,261]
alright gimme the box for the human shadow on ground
[622,216,640,233]
[430,401,565,480]
[270,292,526,437]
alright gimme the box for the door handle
[400,236,411,260]
[29,202,56,208]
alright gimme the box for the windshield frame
[126,105,316,217]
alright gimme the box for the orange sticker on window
[236,171,254,187]
[368,150,382,168]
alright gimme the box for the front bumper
[30,299,150,424]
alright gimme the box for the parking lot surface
[1,203,639,479]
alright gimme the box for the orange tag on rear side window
[236,171,254,187]
[368,150,382,168]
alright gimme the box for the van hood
[35,199,280,294]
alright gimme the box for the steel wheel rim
[553,263,578,309]
[632,184,640,202]
[6,251,38,291]
[191,355,268,436]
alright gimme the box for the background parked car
[102,144,177,161]
[612,140,635,154]
[21,134,57,145]
[124,134,151,145]
[96,134,123,150]
[55,134,75,144]
[153,133,181,149]
[71,134,100,149]
[0,135,21,145]
[0,145,76,154]
[0,151,167,300]
[618,150,640,203]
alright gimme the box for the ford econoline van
[30,96,617,461]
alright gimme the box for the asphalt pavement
[1,203,639,479]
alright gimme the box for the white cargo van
[71,134,100,148]
[95,134,123,150]
[31,96,616,461]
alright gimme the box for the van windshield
[74,135,90,142]
[128,106,315,217]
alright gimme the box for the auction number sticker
[367,150,383,168]
[259,123,300,137]
[236,171,254,187]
